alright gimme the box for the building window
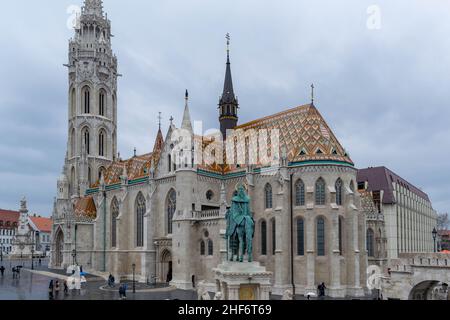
[367,228,375,257]
[111,197,119,248]
[297,218,305,256]
[99,90,106,116]
[168,154,172,172]
[167,189,176,234]
[358,182,365,191]
[208,239,213,256]
[99,130,105,157]
[317,217,325,256]
[271,218,276,255]
[82,128,90,155]
[82,86,90,114]
[315,178,326,205]
[260,220,267,255]
[295,179,305,206]
[70,88,76,117]
[206,190,214,201]
[135,192,145,247]
[200,240,205,255]
[265,183,273,209]
[335,178,343,205]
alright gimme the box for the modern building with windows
[50,0,369,298]
[357,166,438,264]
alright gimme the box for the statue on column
[225,185,254,262]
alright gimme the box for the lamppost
[432,227,438,253]
[72,249,77,266]
[132,263,136,293]
[31,248,34,270]
[0,244,3,262]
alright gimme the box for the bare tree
[437,213,449,231]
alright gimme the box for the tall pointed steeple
[182,90,193,132]
[219,33,239,139]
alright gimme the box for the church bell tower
[219,34,239,139]
[63,0,119,197]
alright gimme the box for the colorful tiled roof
[74,196,97,220]
[29,216,53,233]
[0,209,19,229]
[233,103,353,165]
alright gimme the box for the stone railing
[192,210,221,220]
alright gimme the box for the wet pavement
[0,258,197,300]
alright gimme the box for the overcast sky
[0,0,449,217]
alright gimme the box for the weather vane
[226,33,231,55]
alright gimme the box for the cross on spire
[158,112,162,130]
[169,116,174,126]
[311,83,315,104]
[226,33,231,60]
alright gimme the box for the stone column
[329,211,342,297]
[306,213,315,292]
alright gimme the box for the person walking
[55,280,60,298]
[63,280,69,295]
[122,283,128,299]
[49,280,54,299]
[11,267,16,279]
[0,266,5,277]
[119,284,124,300]
[38,258,42,266]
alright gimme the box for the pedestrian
[11,267,15,279]
[63,280,68,295]
[49,280,54,299]
[123,283,128,299]
[108,274,113,287]
[0,266,5,277]
[55,280,60,298]
[320,282,326,297]
[118,284,124,300]
[16,267,20,279]
[38,258,42,266]
[111,275,115,287]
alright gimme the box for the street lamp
[72,249,77,266]
[31,248,34,270]
[432,227,438,253]
[1,244,3,262]
[132,263,136,293]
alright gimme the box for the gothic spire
[219,34,239,139]
[181,90,193,132]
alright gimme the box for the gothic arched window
[367,228,375,257]
[260,220,267,255]
[70,128,76,157]
[71,88,76,117]
[297,218,305,256]
[135,192,145,247]
[264,183,273,209]
[82,86,90,114]
[167,189,176,234]
[208,239,214,256]
[111,197,119,248]
[98,167,106,180]
[295,179,305,206]
[168,154,172,172]
[335,178,343,206]
[82,128,90,155]
[317,217,325,256]
[200,240,205,255]
[98,130,106,157]
[70,167,76,195]
[315,178,326,205]
[99,89,106,116]
[350,180,355,193]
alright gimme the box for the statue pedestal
[213,261,273,300]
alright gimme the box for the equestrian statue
[225,185,255,262]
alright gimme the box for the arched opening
[166,189,176,235]
[264,183,273,209]
[315,178,326,205]
[367,228,375,257]
[335,178,343,205]
[160,249,172,284]
[70,88,76,117]
[70,128,76,157]
[98,129,106,157]
[70,167,76,195]
[82,86,91,114]
[409,281,446,300]
[81,127,90,155]
[317,217,325,256]
[260,220,267,255]
[99,89,106,116]
[135,192,145,247]
[54,229,64,267]
[297,217,305,256]
[295,179,305,206]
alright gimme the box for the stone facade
[50,0,369,298]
